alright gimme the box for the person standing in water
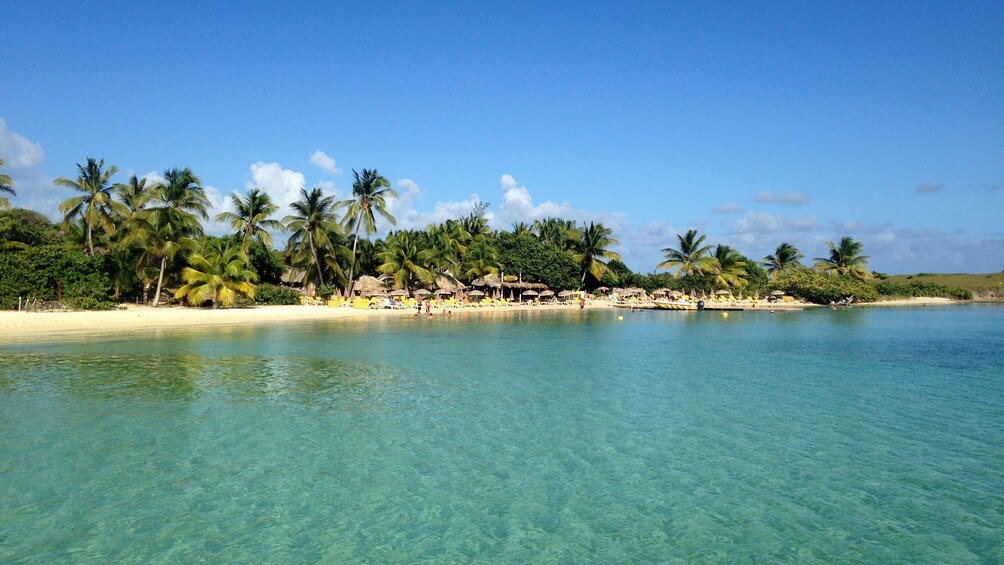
[579,296,586,310]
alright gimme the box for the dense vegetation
[0,157,976,309]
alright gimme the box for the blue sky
[2,1,1002,273]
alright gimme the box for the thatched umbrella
[366,291,387,297]
[716,290,731,295]
[596,286,609,293]
[522,290,539,297]
[540,290,555,297]
[388,289,407,297]
[353,275,384,296]
[669,290,684,297]
[771,290,786,296]
[468,290,485,297]
[653,288,669,296]
[557,290,574,298]
[414,289,431,297]
[434,289,454,295]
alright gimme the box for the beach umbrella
[716,290,731,295]
[669,290,684,297]
[653,288,668,296]
[539,290,555,297]
[596,286,609,292]
[435,289,453,295]
[468,290,485,297]
[771,290,786,296]
[522,290,539,297]
[557,290,574,298]
[366,291,387,298]
[387,289,407,297]
[414,289,431,296]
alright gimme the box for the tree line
[0,156,910,309]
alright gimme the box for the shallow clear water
[2,306,1003,563]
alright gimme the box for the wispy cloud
[915,182,943,194]
[754,190,809,205]
[714,202,741,214]
[309,150,341,175]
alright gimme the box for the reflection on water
[0,352,423,412]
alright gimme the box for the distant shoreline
[0,296,976,342]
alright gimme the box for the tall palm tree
[215,188,284,250]
[762,242,804,279]
[657,229,716,277]
[174,241,258,308]
[55,158,128,255]
[284,187,341,287]
[0,159,14,210]
[814,236,871,280]
[106,176,155,299]
[147,168,210,305]
[574,222,622,285]
[376,231,435,292]
[711,245,748,289]
[336,169,397,294]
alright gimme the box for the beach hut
[352,275,385,297]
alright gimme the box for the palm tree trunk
[309,237,325,287]
[152,255,167,307]
[86,222,94,256]
[345,211,363,296]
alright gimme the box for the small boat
[653,299,698,311]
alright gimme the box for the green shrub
[0,245,114,310]
[316,284,336,299]
[254,283,301,305]
[874,281,971,300]
[770,270,879,304]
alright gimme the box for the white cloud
[0,118,44,169]
[384,177,490,232]
[732,212,818,235]
[497,174,575,225]
[754,190,810,205]
[309,150,341,175]
[248,161,307,219]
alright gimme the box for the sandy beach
[0,296,964,342]
[0,301,615,341]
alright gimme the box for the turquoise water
[2,306,1002,563]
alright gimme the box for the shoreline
[0,296,974,342]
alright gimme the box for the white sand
[0,296,962,342]
[0,301,613,341]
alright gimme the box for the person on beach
[579,296,586,310]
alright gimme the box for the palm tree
[711,245,748,289]
[814,236,871,280]
[215,188,284,250]
[55,158,128,255]
[462,240,501,280]
[284,187,341,287]
[762,242,804,279]
[336,169,398,294]
[574,222,622,286]
[174,241,258,308]
[0,159,14,210]
[511,221,532,237]
[376,231,435,292]
[147,168,210,305]
[533,217,580,250]
[657,229,716,276]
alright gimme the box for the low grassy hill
[879,272,1004,301]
